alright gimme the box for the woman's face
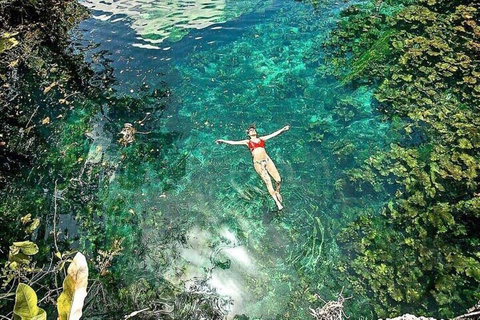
[247,127,257,137]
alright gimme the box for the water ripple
[80,0,271,48]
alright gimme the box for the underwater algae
[327,0,480,317]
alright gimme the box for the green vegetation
[0,0,186,317]
[328,0,480,317]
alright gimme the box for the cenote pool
[60,0,394,318]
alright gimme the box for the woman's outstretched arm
[260,125,290,141]
[216,139,248,146]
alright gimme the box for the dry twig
[124,308,150,319]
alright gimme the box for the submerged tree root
[119,123,137,146]
[310,292,349,320]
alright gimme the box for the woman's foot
[277,202,284,211]
[275,191,283,203]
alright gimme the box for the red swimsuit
[248,139,265,152]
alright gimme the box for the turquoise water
[69,0,395,318]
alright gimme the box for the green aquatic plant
[328,0,480,317]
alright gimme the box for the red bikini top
[248,139,265,152]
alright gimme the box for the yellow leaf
[0,34,19,53]
[13,283,47,320]
[10,252,30,264]
[41,117,50,125]
[2,32,18,38]
[9,59,19,68]
[57,253,89,320]
[12,241,39,255]
[43,82,56,94]
[21,214,32,224]
[25,218,40,234]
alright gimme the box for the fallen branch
[453,311,480,319]
[310,290,349,320]
[25,105,40,129]
[124,307,150,319]
[118,123,137,146]
[53,180,59,253]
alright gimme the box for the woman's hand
[215,139,224,144]
[282,125,290,132]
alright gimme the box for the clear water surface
[69,0,395,318]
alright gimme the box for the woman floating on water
[216,124,290,210]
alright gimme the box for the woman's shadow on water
[262,206,286,225]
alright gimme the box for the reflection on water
[80,0,271,48]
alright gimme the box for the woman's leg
[265,157,282,201]
[254,161,283,210]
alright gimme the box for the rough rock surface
[383,315,436,320]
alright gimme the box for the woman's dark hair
[246,123,256,134]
